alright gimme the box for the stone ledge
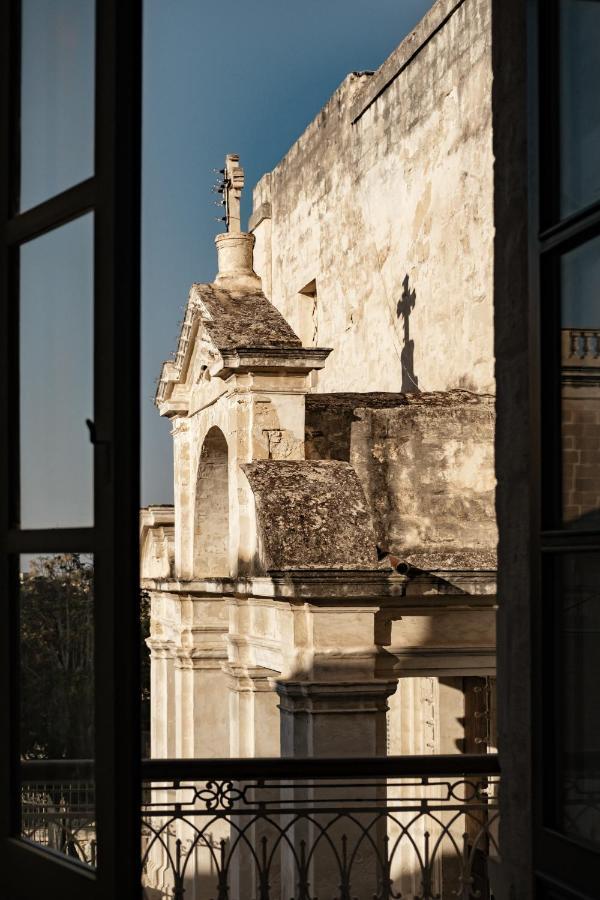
[142,570,497,603]
[276,679,398,711]
[350,0,468,124]
[217,346,331,378]
[248,201,271,232]
[390,647,496,676]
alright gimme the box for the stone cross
[224,153,244,233]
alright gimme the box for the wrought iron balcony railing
[21,754,500,900]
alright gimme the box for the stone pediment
[155,282,315,416]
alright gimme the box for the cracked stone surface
[242,459,379,571]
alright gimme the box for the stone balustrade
[562,328,600,366]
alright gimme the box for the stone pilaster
[225,665,281,900]
[146,638,177,759]
[172,418,192,579]
[172,595,229,758]
[225,664,280,758]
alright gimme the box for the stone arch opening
[193,426,230,576]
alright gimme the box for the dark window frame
[0,2,142,898]
[530,0,600,894]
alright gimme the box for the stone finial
[224,153,244,233]
[213,153,260,288]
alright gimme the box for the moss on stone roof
[192,282,301,350]
[242,460,379,571]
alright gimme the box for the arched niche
[193,426,230,576]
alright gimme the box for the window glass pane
[561,235,600,530]
[554,552,600,847]
[20,215,93,529]
[20,0,95,211]
[20,553,96,867]
[559,0,600,218]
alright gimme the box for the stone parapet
[350,0,468,123]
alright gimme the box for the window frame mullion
[0,2,142,898]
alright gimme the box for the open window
[0,3,142,898]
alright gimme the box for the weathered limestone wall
[306,391,497,566]
[171,370,310,580]
[352,398,496,565]
[251,0,494,396]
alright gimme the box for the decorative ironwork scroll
[20,757,500,899]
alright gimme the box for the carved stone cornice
[223,663,281,693]
[145,637,177,659]
[144,570,497,604]
[173,646,228,670]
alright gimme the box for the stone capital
[145,637,176,658]
[275,679,398,715]
[224,663,280,693]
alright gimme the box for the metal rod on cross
[222,153,244,233]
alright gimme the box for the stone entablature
[142,568,496,759]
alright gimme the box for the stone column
[386,677,440,897]
[144,637,177,896]
[225,665,281,900]
[170,594,230,900]
[276,679,396,757]
[276,679,397,900]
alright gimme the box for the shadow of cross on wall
[396,273,419,393]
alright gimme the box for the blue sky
[141,0,434,505]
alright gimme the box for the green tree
[20,554,152,760]
[20,554,94,759]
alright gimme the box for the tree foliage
[20,554,94,759]
[20,554,151,760]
